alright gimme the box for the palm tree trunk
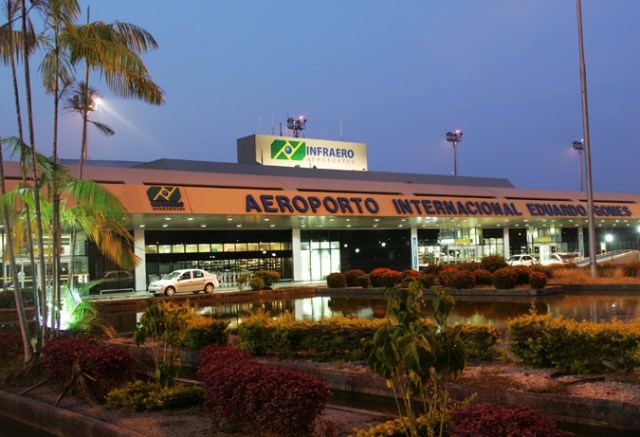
[0,135,34,361]
[21,0,49,351]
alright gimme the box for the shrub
[511,265,533,286]
[457,262,480,272]
[369,268,392,287]
[356,275,370,288]
[492,267,518,289]
[531,264,554,279]
[77,344,137,390]
[459,324,501,360]
[529,271,547,289]
[0,291,34,309]
[596,263,617,278]
[509,313,640,373]
[417,273,435,289]
[197,345,330,436]
[450,403,572,437]
[249,277,265,291]
[41,335,98,382]
[253,271,281,288]
[421,264,441,276]
[622,262,640,277]
[106,380,203,412]
[449,270,476,289]
[473,269,493,286]
[0,331,22,363]
[480,255,507,273]
[345,269,367,286]
[183,315,229,349]
[326,272,347,288]
[236,273,250,289]
[381,269,403,287]
[438,267,459,287]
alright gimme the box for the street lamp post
[446,129,463,176]
[572,139,585,191]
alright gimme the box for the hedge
[509,312,640,373]
[237,312,500,361]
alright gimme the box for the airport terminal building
[4,134,640,291]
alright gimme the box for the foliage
[479,255,507,273]
[367,281,466,436]
[438,267,458,288]
[449,270,476,289]
[369,268,392,287]
[492,267,518,289]
[511,266,533,286]
[456,262,480,272]
[182,315,229,349]
[421,264,442,276]
[622,262,640,278]
[449,403,573,437]
[236,273,250,289]
[0,331,23,364]
[0,291,34,309]
[41,335,137,400]
[63,284,116,339]
[133,301,190,387]
[253,270,281,288]
[326,272,347,288]
[458,324,500,360]
[473,269,493,286]
[197,344,330,436]
[400,269,420,287]
[106,380,203,412]
[531,264,554,279]
[417,273,436,289]
[509,312,640,373]
[528,271,547,289]
[382,269,403,287]
[357,275,371,288]
[345,269,367,287]
[249,276,265,291]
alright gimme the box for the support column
[410,227,418,270]
[502,227,510,258]
[292,228,302,281]
[134,228,147,291]
[578,226,585,257]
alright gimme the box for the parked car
[506,254,537,266]
[148,269,219,296]
[539,253,565,266]
[540,252,582,266]
[88,270,134,294]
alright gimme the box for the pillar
[292,227,302,281]
[410,227,418,270]
[134,228,147,291]
[503,227,510,258]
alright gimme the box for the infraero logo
[271,139,306,161]
[147,186,185,210]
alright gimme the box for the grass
[549,267,640,285]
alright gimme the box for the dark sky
[2,1,639,193]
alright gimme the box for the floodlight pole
[446,130,463,176]
[572,140,584,191]
[576,0,597,277]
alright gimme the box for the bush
[492,267,518,289]
[473,269,493,286]
[0,291,34,309]
[421,264,441,276]
[106,381,203,412]
[197,345,330,436]
[0,331,22,363]
[381,270,403,287]
[622,262,640,277]
[449,270,476,289]
[249,277,265,291]
[509,313,640,373]
[450,403,572,437]
[253,271,281,288]
[596,263,617,278]
[417,273,435,289]
[41,335,98,382]
[326,272,347,288]
[457,262,480,272]
[369,268,392,287]
[356,275,370,288]
[345,269,367,287]
[511,265,533,286]
[400,269,420,287]
[480,255,507,273]
[531,264,554,279]
[529,271,547,289]
[236,273,250,289]
[183,315,229,349]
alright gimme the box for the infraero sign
[147,186,185,211]
[250,134,367,171]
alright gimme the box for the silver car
[148,269,219,296]
[506,254,537,266]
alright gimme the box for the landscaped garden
[2,258,640,436]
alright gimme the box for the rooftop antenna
[287,115,307,138]
[271,111,275,135]
[339,120,343,141]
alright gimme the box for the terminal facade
[3,134,640,291]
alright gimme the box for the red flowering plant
[369,268,392,287]
[529,271,548,289]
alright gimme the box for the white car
[148,269,219,296]
[506,254,537,266]
[540,253,565,266]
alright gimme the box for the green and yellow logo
[271,140,306,161]
[147,186,184,210]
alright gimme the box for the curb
[0,389,144,437]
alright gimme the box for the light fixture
[445,129,463,176]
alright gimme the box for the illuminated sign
[239,135,367,171]
[246,194,379,214]
[147,186,185,211]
